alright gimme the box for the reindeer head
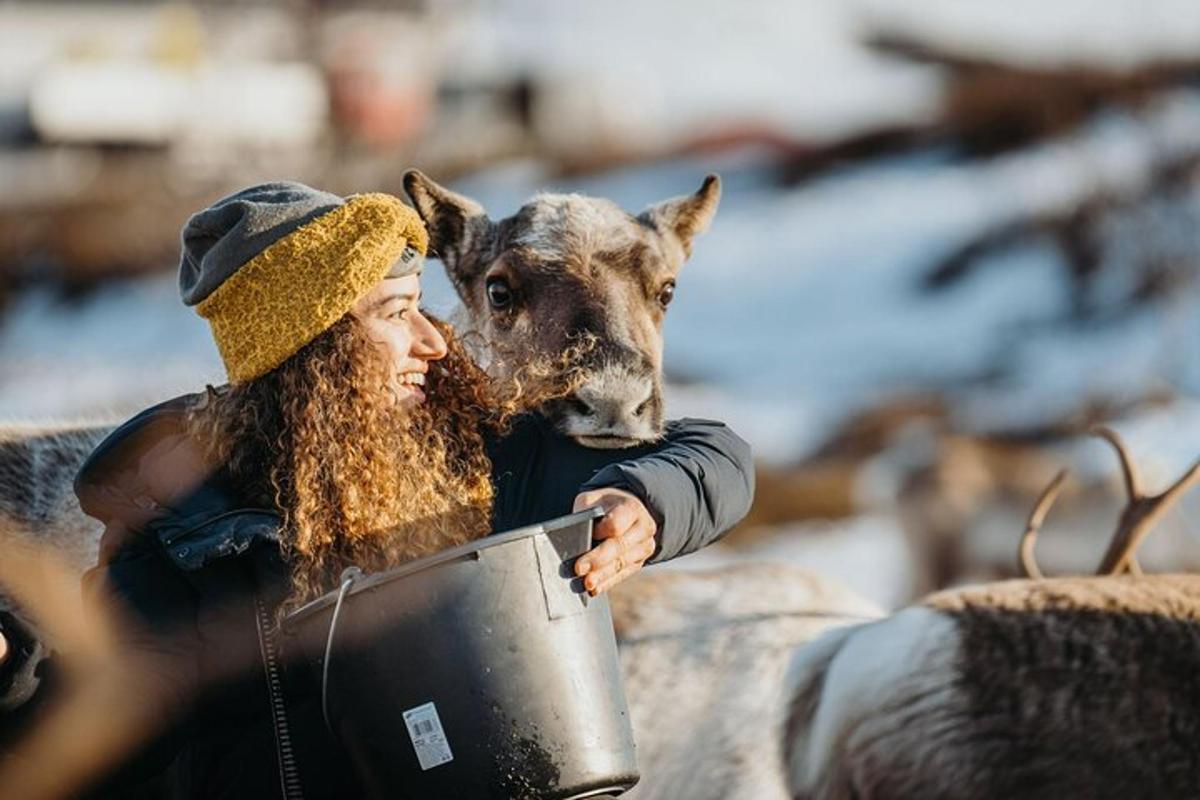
[403,171,720,448]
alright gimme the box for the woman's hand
[571,488,658,595]
[0,631,8,667]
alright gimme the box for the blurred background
[3,0,1200,610]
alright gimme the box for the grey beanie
[179,182,346,307]
[175,181,430,382]
[178,181,425,308]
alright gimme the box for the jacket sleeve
[579,418,755,564]
[0,542,201,775]
[0,598,47,710]
[77,543,204,785]
[0,594,55,744]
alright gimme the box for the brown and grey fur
[783,575,1200,800]
[0,424,113,571]
[783,442,1200,800]
[404,170,720,447]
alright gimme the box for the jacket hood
[75,393,258,564]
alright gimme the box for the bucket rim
[282,506,604,626]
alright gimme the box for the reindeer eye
[486,277,514,310]
[657,281,676,308]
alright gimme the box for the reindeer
[782,428,1200,800]
[0,424,114,572]
[402,169,723,447]
[614,564,881,800]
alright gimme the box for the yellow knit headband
[195,193,428,383]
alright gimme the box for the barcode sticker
[403,702,454,771]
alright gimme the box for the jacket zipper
[255,596,305,800]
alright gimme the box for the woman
[0,183,753,798]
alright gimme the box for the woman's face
[351,273,448,408]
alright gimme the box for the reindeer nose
[572,377,655,428]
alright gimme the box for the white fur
[785,607,960,799]
[617,565,883,800]
[444,302,492,370]
[561,362,657,443]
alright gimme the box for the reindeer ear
[402,170,493,283]
[639,175,721,256]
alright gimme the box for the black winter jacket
[0,394,753,798]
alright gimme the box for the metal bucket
[282,508,639,800]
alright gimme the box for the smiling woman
[351,276,447,408]
[0,181,754,799]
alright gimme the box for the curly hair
[188,313,583,605]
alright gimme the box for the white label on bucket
[403,701,454,771]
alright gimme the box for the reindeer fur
[616,564,882,800]
[784,575,1200,800]
[0,424,112,571]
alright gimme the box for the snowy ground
[449,0,1200,146]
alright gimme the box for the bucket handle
[321,566,363,735]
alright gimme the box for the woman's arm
[488,415,755,580]
[578,418,755,563]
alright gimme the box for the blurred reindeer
[783,427,1200,800]
[0,425,114,570]
[614,564,880,800]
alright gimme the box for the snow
[442,0,1200,151]
[442,0,944,145]
[0,276,222,423]
[859,0,1200,70]
[652,514,915,611]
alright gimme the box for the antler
[1093,426,1200,575]
[1018,428,1199,579]
[1019,468,1069,579]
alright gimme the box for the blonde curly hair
[189,313,582,605]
